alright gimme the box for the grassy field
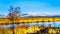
[0,17,60,24]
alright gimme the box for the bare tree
[8,6,21,23]
[7,6,21,33]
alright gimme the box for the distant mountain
[0,14,60,18]
[22,14,60,18]
[22,14,31,17]
[0,14,6,18]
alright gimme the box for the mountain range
[0,14,60,18]
[22,14,60,18]
[0,14,6,18]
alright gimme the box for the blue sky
[0,0,60,16]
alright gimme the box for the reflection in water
[0,22,60,28]
[30,22,60,27]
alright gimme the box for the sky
[0,0,60,16]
